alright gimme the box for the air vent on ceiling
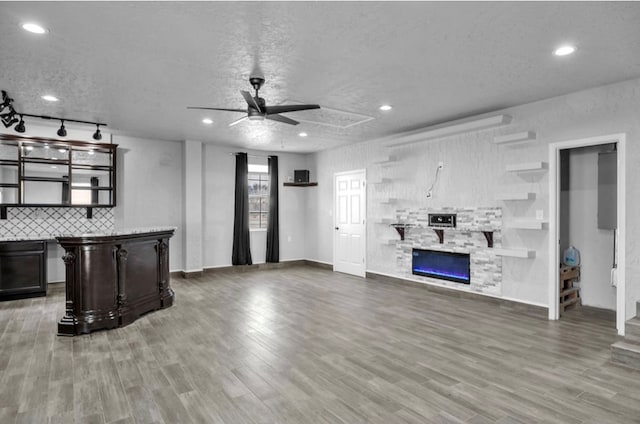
[282,100,374,129]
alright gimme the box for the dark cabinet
[57,229,174,336]
[0,241,47,300]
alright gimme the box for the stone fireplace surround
[394,207,502,295]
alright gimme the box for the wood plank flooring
[1,266,638,423]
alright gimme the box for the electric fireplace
[412,248,470,284]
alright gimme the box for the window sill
[250,228,267,232]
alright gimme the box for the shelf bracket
[482,231,494,248]
[390,224,415,241]
[433,229,444,244]
[0,206,6,220]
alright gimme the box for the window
[248,163,269,229]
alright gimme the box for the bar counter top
[0,226,177,242]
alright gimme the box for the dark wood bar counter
[56,227,175,336]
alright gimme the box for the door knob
[335,227,339,230]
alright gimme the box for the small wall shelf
[505,162,548,172]
[496,192,536,201]
[283,182,318,187]
[369,178,392,185]
[379,198,398,204]
[493,131,537,145]
[508,220,548,230]
[493,248,536,258]
[373,156,397,166]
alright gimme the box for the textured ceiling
[1,2,639,153]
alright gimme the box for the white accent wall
[305,77,640,317]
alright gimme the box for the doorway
[333,169,366,277]
[549,134,626,335]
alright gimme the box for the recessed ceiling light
[554,45,576,56]
[42,94,59,102]
[25,146,34,151]
[202,118,213,124]
[299,132,308,137]
[22,22,47,34]
[58,149,66,153]
[379,104,393,111]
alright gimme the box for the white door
[333,170,366,277]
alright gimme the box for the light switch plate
[536,209,544,220]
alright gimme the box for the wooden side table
[559,265,580,314]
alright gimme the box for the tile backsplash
[0,207,114,237]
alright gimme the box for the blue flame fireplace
[412,248,470,284]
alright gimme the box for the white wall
[113,135,184,271]
[561,146,616,310]
[202,144,309,267]
[306,77,640,315]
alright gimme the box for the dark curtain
[91,177,99,204]
[232,152,252,265]
[266,155,279,263]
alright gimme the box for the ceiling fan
[187,75,320,126]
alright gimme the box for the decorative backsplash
[0,207,114,238]
[394,207,503,295]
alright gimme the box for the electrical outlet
[438,161,444,169]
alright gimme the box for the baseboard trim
[366,271,548,319]
[303,259,333,270]
[180,270,203,278]
[202,259,308,274]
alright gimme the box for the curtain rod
[228,152,275,159]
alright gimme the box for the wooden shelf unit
[559,265,581,314]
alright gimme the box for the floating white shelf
[493,248,536,258]
[505,161,548,172]
[369,178,392,185]
[496,192,536,201]
[379,198,398,204]
[494,131,536,145]
[373,156,397,166]
[508,220,548,230]
[387,114,512,147]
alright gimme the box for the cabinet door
[120,240,160,304]
[78,244,118,313]
[0,252,45,295]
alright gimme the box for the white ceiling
[1,2,639,153]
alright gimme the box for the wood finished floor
[0,266,639,424]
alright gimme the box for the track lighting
[0,90,107,138]
[57,120,67,137]
[15,115,25,133]
[93,124,102,140]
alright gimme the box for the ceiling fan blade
[264,104,320,115]
[187,107,246,113]
[229,116,249,127]
[266,114,299,125]
[241,90,262,112]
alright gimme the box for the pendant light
[57,120,67,137]
[14,115,26,133]
[93,124,102,140]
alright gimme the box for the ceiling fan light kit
[187,74,320,127]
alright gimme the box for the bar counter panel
[57,228,174,336]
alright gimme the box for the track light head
[93,125,102,140]
[15,115,25,133]
[57,120,67,137]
